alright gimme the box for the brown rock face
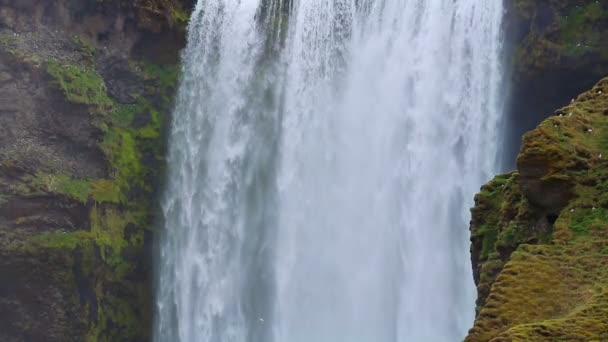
[0,51,107,179]
[0,0,193,341]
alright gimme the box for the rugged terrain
[467,77,608,341]
[505,0,608,161]
[464,1,608,340]
[0,0,192,340]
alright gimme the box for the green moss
[558,2,607,55]
[102,129,145,191]
[86,291,142,342]
[90,179,122,204]
[111,104,138,127]
[170,4,190,25]
[30,172,126,205]
[567,208,608,236]
[471,172,535,262]
[469,244,608,341]
[30,231,87,249]
[90,206,133,264]
[467,78,608,341]
[134,0,191,31]
[478,225,498,260]
[36,55,181,341]
[143,63,180,92]
[513,1,608,75]
[30,210,143,341]
[47,61,113,109]
[33,173,91,203]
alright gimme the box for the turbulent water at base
[155,1,504,341]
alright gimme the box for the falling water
[155,0,504,341]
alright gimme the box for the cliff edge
[467,78,608,341]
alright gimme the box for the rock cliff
[467,78,608,341]
[466,1,608,339]
[505,0,608,162]
[0,0,192,340]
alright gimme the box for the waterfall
[155,0,504,341]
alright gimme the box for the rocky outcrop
[468,2,608,337]
[467,78,608,341]
[0,0,193,340]
[504,0,608,162]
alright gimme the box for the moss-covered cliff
[505,0,608,162]
[512,0,608,76]
[468,2,608,338]
[467,78,608,341]
[0,0,192,340]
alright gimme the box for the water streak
[156,0,504,341]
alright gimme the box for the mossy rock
[467,77,608,341]
[512,0,608,75]
[37,57,180,340]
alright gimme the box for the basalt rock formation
[0,0,192,340]
[467,78,608,341]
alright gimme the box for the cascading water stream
[155,1,504,341]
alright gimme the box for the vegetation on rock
[38,58,178,340]
[0,0,192,340]
[504,0,608,163]
[467,78,608,341]
[513,0,608,75]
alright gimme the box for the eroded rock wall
[0,1,193,340]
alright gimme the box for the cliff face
[0,0,192,340]
[467,79,608,341]
[466,1,608,339]
[505,0,608,161]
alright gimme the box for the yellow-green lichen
[90,179,122,204]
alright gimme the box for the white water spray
[155,1,504,341]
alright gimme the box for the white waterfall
[155,1,504,341]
